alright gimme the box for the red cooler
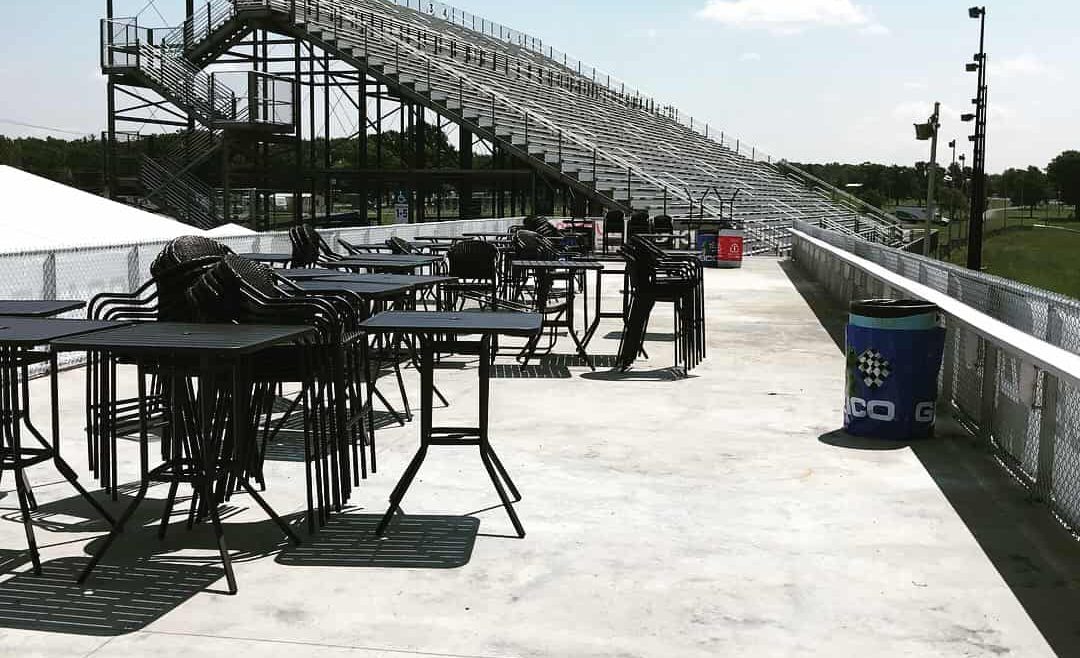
[716,228,744,269]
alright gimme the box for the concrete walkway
[0,258,1073,657]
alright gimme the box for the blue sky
[0,0,1075,171]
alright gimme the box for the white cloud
[902,81,927,90]
[697,0,882,34]
[739,52,762,61]
[891,101,959,122]
[998,54,1047,78]
[859,22,889,36]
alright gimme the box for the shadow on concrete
[0,548,27,574]
[262,410,398,463]
[492,364,572,379]
[581,367,698,382]
[2,481,244,537]
[0,557,221,636]
[603,331,677,342]
[275,514,477,569]
[783,257,1080,656]
[818,428,911,451]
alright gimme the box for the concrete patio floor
[2,257,1078,657]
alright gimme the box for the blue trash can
[696,232,718,267]
[844,300,946,440]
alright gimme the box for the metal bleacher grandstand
[102,0,909,253]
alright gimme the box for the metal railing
[790,221,1080,537]
[140,156,218,228]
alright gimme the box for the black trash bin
[844,299,946,440]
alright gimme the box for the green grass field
[946,225,1080,299]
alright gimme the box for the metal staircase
[101,13,293,228]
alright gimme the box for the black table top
[361,311,543,337]
[295,280,414,299]
[413,235,464,242]
[462,232,511,239]
[51,322,315,355]
[511,259,604,271]
[333,254,442,266]
[0,317,125,347]
[277,268,343,280]
[0,300,85,317]
[314,273,457,289]
[341,243,416,252]
[237,252,292,262]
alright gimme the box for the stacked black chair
[602,209,625,254]
[187,254,366,531]
[506,230,558,303]
[443,239,499,309]
[289,224,345,267]
[385,236,419,255]
[83,236,235,497]
[652,214,677,249]
[618,236,706,376]
[626,210,651,240]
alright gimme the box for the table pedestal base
[375,336,525,538]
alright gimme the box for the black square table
[51,322,315,594]
[360,311,542,538]
[0,300,85,317]
[311,273,458,292]
[510,260,605,369]
[330,254,443,274]
[462,231,511,240]
[293,279,416,302]
[413,235,465,243]
[0,317,123,574]
[276,267,344,281]
[236,252,292,266]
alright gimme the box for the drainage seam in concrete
[136,630,517,658]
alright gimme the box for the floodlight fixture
[969,6,984,18]
[966,63,979,72]
[961,113,976,122]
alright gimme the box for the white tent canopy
[0,165,253,253]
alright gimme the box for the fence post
[127,246,140,292]
[1035,304,1063,501]
[977,341,999,448]
[941,273,959,404]
[43,253,57,300]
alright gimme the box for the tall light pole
[915,102,940,257]
[963,6,988,270]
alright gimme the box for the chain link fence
[1,217,519,369]
[790,220,1080,538]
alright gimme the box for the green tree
[1047,151,1080,219]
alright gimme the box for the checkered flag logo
[856,348,891,389]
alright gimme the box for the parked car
[894,206,950,225]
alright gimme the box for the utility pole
[964,6,988,270]
[915,102,940,257]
